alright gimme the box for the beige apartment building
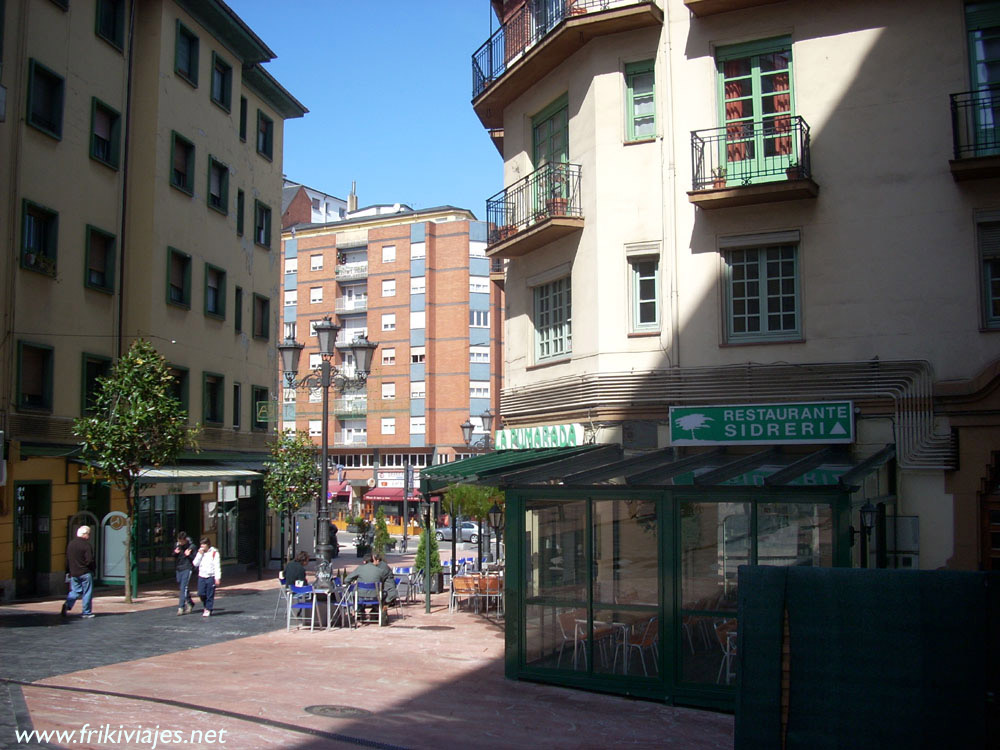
[441,0,1000,707]
[0,0,305,601]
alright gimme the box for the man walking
[62,526,96,619]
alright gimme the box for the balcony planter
[569,0,587,15]
[546,197,569,215]
[498,224,517,240]
[786,164,805,180]
[712,168,727,189]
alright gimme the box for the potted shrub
[711,166,727,188]
[414,528,444,593]
[786,162,805,180]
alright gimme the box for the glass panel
[525,499,586,602]
[757,503,833,567]
[680,501,746,610]
[525,604,587,671]
[680,614,737,685]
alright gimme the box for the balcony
[335,333,367,349]
[683,0,786,16]
[472,0,663,130]
[336,262,368,281]
[490,257,508,288]
[485,162,584,258]
[949,89,1000,180]
[335,297,368,314]
[339,432,367,447]
[688,115,819,210]
[334,398,367,417]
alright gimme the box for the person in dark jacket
[173,532,198,615]
[345,554,395,623]
[283,550,309,586]
[62,526,96,618]
[372,551,399,605]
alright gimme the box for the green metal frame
[84,224,116,293]
[26,58,64,140]
[206,156,229,216]
[89,97,122,169]
[174,20,199,87]
[203,262,227,319]
[166,246,192,308]
[169,131,195,195]
[210,51,232,111]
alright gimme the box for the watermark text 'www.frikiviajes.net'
[15,723,228,748]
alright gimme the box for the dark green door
[532,95,569,219]
[14,482,51,598]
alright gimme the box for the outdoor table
[310,586,337,630]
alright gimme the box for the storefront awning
[136,465,263,484]
[328,479,353,498]
[363,487,423,502]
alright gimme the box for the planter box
[547,197,568,215]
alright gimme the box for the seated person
[345,554,394,623]
[372,551,399,605]
[283,551,309,587]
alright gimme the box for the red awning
[363,487,423,503]
[328,479,352,499]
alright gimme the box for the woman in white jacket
[193,537,222,617]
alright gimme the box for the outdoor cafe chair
[273,574,291,620]
[286,584,315,631]
[481,574,503,618]
[354,581,385,626]
[715,619,737,684]
[450,575,477,612]
[616,616,659,676]
[330,580,355,628]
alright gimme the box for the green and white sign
[494,422,585,451]
[669,402,854,446]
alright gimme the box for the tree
[73,339,200,603]
[414,527,443,576]
[449,485,503,570]
[441,484,475,581]
[373,506,391,556]
[263,430,320,564]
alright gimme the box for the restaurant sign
[494,422,585,451]
[669,402,854,446]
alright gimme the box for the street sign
[255,400,279,423]
[669,402,854,446]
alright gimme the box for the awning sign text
[494,422,585,450]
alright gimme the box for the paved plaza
[0,555,734,750]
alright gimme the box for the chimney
[347,181,358,213]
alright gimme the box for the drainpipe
[116,0,137,358]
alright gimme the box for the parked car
[436,521,492,544]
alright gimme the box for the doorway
[14,482,51,598]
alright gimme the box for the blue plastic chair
[354,581,384,626]
[286,584,315,631]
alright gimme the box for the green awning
[419,445,604,494]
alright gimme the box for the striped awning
[136,465,263,484]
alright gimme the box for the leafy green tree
[373,506,391,556]
[452,485,503,568]
[263,430,320,563]
[73,339,200,603]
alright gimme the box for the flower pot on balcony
[547,197,569,215]
[569,1,587,15]
[786,165,805,180]
[498,224,516,241]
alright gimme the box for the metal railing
[486,162,582,245]
[472,0,643,99]
[333,398,367,417]
[336,263,368,281]
[951,89,1000,160]
[690,115,812,191]
[335,332,368,349]
[335,297,368,314]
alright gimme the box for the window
[979,219,1000,329]
[410,311,425,329]
[207,157,228,214]
[204,264,226,318]
[81,353,111,415]
[723,241,800,342]
[309,320,320,337]
[382,313,396,331]
[257,110,274,159]
[382,245,396,263]
[309,419,321,436]
[90,98,121,168]
[203,373,224,424]
[382,348,396,365]
[85,225,115,292]
[254,200,272,247]
[175,21,199,86]
[236,190,245,236]
[381,417,396,435]
[284,322,297,340]
[411,243,426,260]
[166,248,191,308]
[95,0,125,49]
[252,293,269,340]
[27,59,65,138]
[309,386,321,403]
[410,346,425,364]
[234,286,243,333]
[233,382,242,430]
[470,277,489,293]
[170,131,195,194]
[285,257,297,274]
[382,382,396,400]
[382,279,396,297]
[310,286,323,304]
[534,276,572,362]
[410,381,425,399]
[470,310,490,328]
[210,52,232,110]
[239,97,247,141]
[470,346,490,363]
[533,94,569,194]
[310,254,323,271]
[283,388,296,403]
[167,366,189,414]
[470,381,491,398]
[625,60,655,141]
[18,342,53,411]
[283,290,296,308]
[629,255,660,332]
[410,417,426,435]
[21,200,58,276]
[251,386,268,430]
[308,353,321,370]
[410,276,425,294]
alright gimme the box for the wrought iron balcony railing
[951,89,1000,160]
[486,162,582,245]
[690,115,812,191]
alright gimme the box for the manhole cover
[417,625,454,631]
[304,705,373,718]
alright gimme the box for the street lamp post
[488,501,503,563]
[278,317,377,586]
[420,497,432,614]
[461,408,495,571]
[849,501,878,569]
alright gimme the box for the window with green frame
[204,263,226,319]
[232,382,242,430]
[239,96,248,141]
[534,276,572,362]
[175,20,198,86]
[166,247,191,308]
[21,199,58,276]
[723,237,801,343]
[85,224,115,293]
[966,4,1000,156]
[207,156,228,214]
[234,285,243,332]
[625,59,655,142]
[254,200,272,248]
[628,254,659,333]
[236,189,245,235]
[17,341,54,411]
[978,218,1000,329]
[170,131,195,194]
[256,110,273,159]
[717,37,793,185]
[90,97,121,169]
[251,385,268,430]
[210,51,232,110]
[532,94,569,210]
[81,353,111,415]
[167,365,189,415]
[95,0,124,50]
[252,293,269,340]
[202,372,224,425]
[27,58,65,139]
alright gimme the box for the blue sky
[227,0,501,219]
